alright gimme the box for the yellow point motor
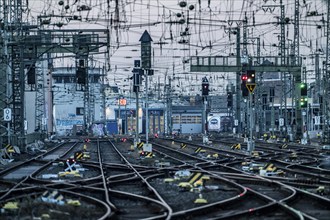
[164,178,174,183]
[194,194,207,204]
[67,199,81,206]
[3,202,18,210]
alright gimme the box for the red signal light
[241,75,248,81]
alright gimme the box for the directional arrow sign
[246,83,256,93]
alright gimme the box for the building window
[76,107,84,115]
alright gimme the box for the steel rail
[107,139,173,219]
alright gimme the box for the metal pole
[203,97,208,143]
[145,70,149,145]
[135,90,139,144]
[202,98,205,134]
[236,27,241,135]
[3,0,10,145]
[249,92,253,142]
[248,91,255,153]
[271,99,275,138]
[125,103,127,134]
[47,54,53,135]
[118,96,121,135]
[7,122,10,145]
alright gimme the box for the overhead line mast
[324,0,330,143]
[1,0,29,147]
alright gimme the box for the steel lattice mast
[323,0,330,143]
[0,0,28,147]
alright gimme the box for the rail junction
[1,1,330,219]
[0,134,329,219]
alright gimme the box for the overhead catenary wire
[19,0,328,95]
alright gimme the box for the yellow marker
[137,142,144,149]
[41,214,50,219]
[67,199,81,206]
[178,172,202,189]
[231,143,240,150]
[164,178,174,183]
[3,202,18,210]
[201,175,210,180]
[188,173,202,184]
[194,194,207,204]
[193,179,204,187]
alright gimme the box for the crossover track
[0,136,329,219]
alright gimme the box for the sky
[21,0,329,97]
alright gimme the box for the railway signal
[227,92,233,108]
[300,83,308,108]
[300,83,307,96]
[76,59,87,84]
[201,77,209,96]
[246,70,256,83]
[300,97,308,108]
[132,67,142,93]
[241,74,249,97]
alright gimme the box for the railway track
[148,139,305,219]
[0,136,329,219]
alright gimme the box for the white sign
[4,108,12,121]
[24,120,28,131]
[279,118,284,127]
[234,119,238,126]
[315,116,321,125]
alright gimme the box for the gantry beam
[190,56,301,74]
